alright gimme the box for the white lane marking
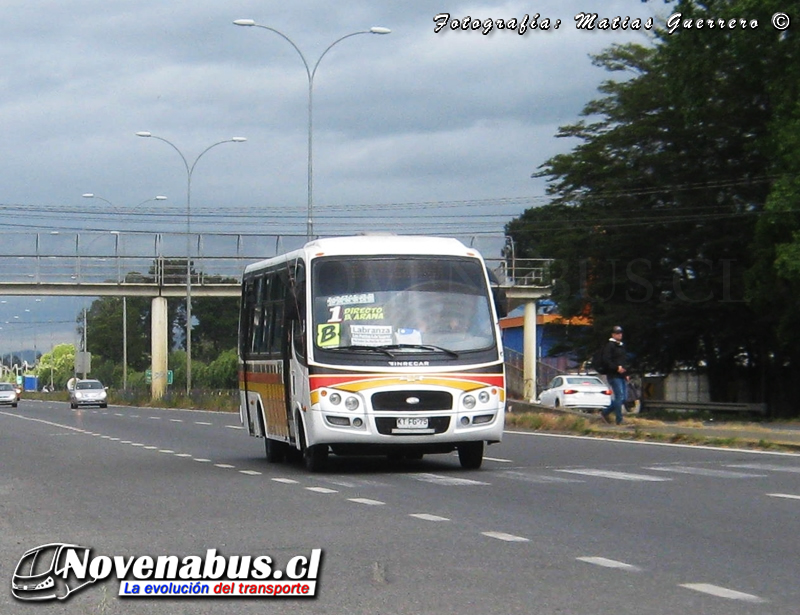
[173,453,192,458]
[408,473,490,486]
[767,493,800,501]
[143,446,158,450]
[239,470,262,476]
[130,443,144,447]
[481,531,529,542]
[194,421,212,425]
[500,470,584,484]
[410,513,450,522]
[214,464,235,469]
[272,478,299,484]
[646,466,766,478]
[679,583,766,603]
[109,438,120,441]
[508,430,800,456]
[129,415,140,418]
[169,419,183,423]
[348,498,385,506]
[556,469,671,482]
[577,557,641,571]
[193,458,212,463]
[226,425,243,430]
[306,487,338,494]
[158,449,175,453]
[728,463,800,473]
[483,456,513,463]
[320,478,389,488]
[148,416,162,420]
[114,413,124,416]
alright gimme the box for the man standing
[600,325,628,425]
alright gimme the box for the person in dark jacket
[600,325,628,425]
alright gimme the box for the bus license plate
[396,417,428,429]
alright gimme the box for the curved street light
[234,19,390,239]
[135,132,246,393]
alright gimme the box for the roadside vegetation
[505,408,800,453]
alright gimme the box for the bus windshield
[311,256,496,358]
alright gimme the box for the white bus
[238,235,506,471]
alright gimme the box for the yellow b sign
[317,323,340,347]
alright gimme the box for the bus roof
[243,235,484,274]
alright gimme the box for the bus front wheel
[457,442,484,470]
[298,420,328,472]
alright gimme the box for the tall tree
[510,0,793,407]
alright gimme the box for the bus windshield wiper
[377,344,460,358]
[328,345,397,357]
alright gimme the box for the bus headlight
[345,396,360,411]
[329,392,342,405]
[463,395,476,410]
[478,391,490,403]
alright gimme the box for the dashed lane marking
[645,466,766,478]
[483,456,513,463]
[306,487,338,494]
[500,470,584,484]
[481,531,529,542]
[727,463,800,473]
[767,493,800,501]
[410,513,450,522]
[239,470,262,476]
[679,583,766,603]
[272,478,300,484]
[577,557,641,571]
[556,469,672,482]
[408,473,490,486]
[348,498,385,506]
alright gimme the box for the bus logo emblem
[406,397,420,405]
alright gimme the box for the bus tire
[299,419,328,472]
[457,441,484,470]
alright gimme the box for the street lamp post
[135,132,246,393]
[233,19,390,239]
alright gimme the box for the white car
[538,375,612,411]
[0,382,18,407]
[69,379,108,409]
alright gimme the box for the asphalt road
[2,400,799,614]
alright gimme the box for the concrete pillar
[151,296,168,400]
[523,301,537,402]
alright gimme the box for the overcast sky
[0,0,674,351]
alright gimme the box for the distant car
[69,379,108,409]
[0,382,19,407]
[538,375,612,411]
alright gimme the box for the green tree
[34,344,76,390]
[510,0,794,408]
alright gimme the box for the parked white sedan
[538,375,612,410]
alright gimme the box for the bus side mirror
[492,287,508,318]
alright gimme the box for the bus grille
[371,390,453,411]
[374,416,451,435]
